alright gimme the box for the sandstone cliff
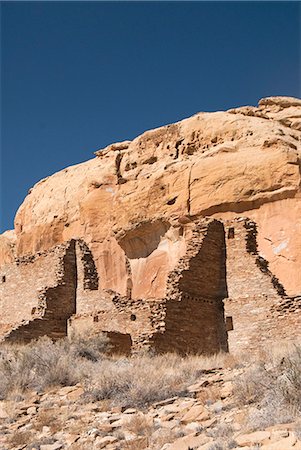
[2,96,300,296]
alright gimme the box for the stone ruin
[0,217,300,355]
[1,96,301,354]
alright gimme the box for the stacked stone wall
[224,219,301,354]
[0,216,299,355]
[152,220,228,355]
[0,241,77,342]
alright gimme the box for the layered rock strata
[0,96,300,353]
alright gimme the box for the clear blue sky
[1,1,300,233]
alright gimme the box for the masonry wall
[224,219,301,354]
[0,250,60,336]
[1,217,299,354]
[0,241,77,342]
[152,220,228,355]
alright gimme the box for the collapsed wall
[0,216,300,353]
[224,219,301,354]
[0,241,77,342]
[152,220,228,355]
[0,97,300,353]
[68,218,229,355]
[10,96,301,298]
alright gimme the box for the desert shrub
[7,431,33,448]
[207,423,237,449]
[234,362,268,406]
[125,413,154,436]
[0,337,86,398]
[33,408,63,433]
[0,334,231,406]
[82,352,229,408]
[69,330,110,361]
[208,443,237,450]
[234,343,301,429]
[148,428,184,449]
[27,437,57,450]
[0,332,112,399]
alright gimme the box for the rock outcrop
[8,95,301,295]
[0,96,300,353]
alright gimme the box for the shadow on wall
[152,220,229,355]
[117,220,171,259]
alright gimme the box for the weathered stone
[26,406,37,415]
[180,405,210,423]
[94,435,118,448]
[187,380,210,393]
[270,429,289,441]
[66,387,84,401]
[235,430,271,446]
[0,403,9,419]
[220,381,233,399]
[168,432,212,450]
[260,434,297,450]
[0,96,300,355]
[40,443,63,450]
[123,408,137,414]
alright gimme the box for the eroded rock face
[6,96,300,297]
[0,96,300,353]
[0,231,16,267]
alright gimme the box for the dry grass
[82,352,231,408]
[207,423,237,449]
[197,385,221,406]
[2,334,299,425]
[7,431,33,448]
[234,343,301,430]
[148,428,184,449]
[0,335,233,409]
[122,436,149,450]
[0,333,108,399]
[125,413,154,436]
[33,408,63,433]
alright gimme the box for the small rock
[97,423,113,433]
[111,406,122,414]
[64,434,80,446]
[161,404,182,414]
[220,381,233,398]
[57,386,77,396]
[40,443,63,450]
[94,435,118,448]
[180,404,210,423]
[123,408,137,414]
[67,387,84,401]
[200,417,217,428]
[42,426,51,435]
[187,380,209,392]
[168,432,212,450]
[87,427,100,437]
[153,397,178,407]
[111,418,126,428]
[260,435,297,450]
[270,429,289,441]
[236,430,271,446]
[159,413,176,422]
[0,403,9,419]
[27,406,37,415]
[160,419,179,429]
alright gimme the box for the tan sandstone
[0,96,300,355]
[2,96,299,296]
